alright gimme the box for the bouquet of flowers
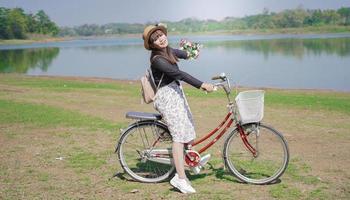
[179,39,203,59]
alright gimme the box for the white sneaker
[170,174,196,194]
[191,154,211,174]
[173,173,191,185]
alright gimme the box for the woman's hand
[200,83,215,92]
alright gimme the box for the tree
[35,10,59,35]
[322,10,341,25]
[337,7,350,25]
[0,7,10,39]
[26,13,38,33]
[0,7,59,39]
[7,8,28,39]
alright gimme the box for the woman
[142,24,214,194]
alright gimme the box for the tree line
[59,6,350,36]
[1,6,350,39]
[0,7,59,39]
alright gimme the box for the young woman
[142,24,214,194]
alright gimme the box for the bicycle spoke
[118,121,174,183]
[224,124,289,184]
[137,126,147,148]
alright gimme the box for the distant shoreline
[3,74,349,94]
[1,25,350,45]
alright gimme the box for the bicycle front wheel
[117,120,175,183]
[224,123,289,184]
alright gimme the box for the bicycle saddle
[126,111,162,120]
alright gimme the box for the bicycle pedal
[191,166,201,174]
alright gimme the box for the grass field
[1,74,349,199]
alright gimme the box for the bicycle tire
[116,120,175,183]
[223,123,289,184]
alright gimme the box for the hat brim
[144,26,167,50]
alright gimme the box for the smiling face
[149,30,168,49]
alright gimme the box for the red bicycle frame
[191,111,257,156]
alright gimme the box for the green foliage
[0,7,59,39]
[7,8,28,39]
[57,7,350,37]
[34,10,59,35]
[1,6,349,38]
[337,7,350,25]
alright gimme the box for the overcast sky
[1,0,349,26]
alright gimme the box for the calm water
[1,33,350,91]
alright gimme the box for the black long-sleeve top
[151,48,203,89]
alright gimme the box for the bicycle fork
[237,124,259,157]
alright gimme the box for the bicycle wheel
[223,123,289,184]
[116,120,175,183]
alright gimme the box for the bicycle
[115,73,289,185]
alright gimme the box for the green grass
[267,157,328,199]
[307,187,329,200]
[2,75,350,114]
[0,76,139,95]
[270,184,330,200]
[269,183,303,200]
[184,85,350,114]
[285,158,322,185]
[38,172,50,182]
[0,99,121,132]
[67,149,106,172]
[0,75,349,199]
[265,91,350,114]
[230,158,281,179]
[185,88,350,114]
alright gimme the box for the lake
[1,33,350,91]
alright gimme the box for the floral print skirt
[153,81,196,143]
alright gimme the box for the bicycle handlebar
[211,72,227,81]
[212,72,232,97]
[211,76,221,80]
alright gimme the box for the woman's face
[152,32,168,49]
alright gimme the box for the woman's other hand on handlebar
[200,83,215,92]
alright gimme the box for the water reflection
[0,48,59,73]
[0,35,349,91]
[204,37,350,59]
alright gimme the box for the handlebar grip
[212,73,227,80]
[211,76,221,80]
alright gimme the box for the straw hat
[142,23,167,50]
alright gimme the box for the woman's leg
[170,141,196,193]
[185,140,194,150]
[172,141,186,179]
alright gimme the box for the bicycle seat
[126,111,162,120]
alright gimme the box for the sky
[1,0,349,27]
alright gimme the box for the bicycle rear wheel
[116,120,175,183]
[224,123,289,184]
